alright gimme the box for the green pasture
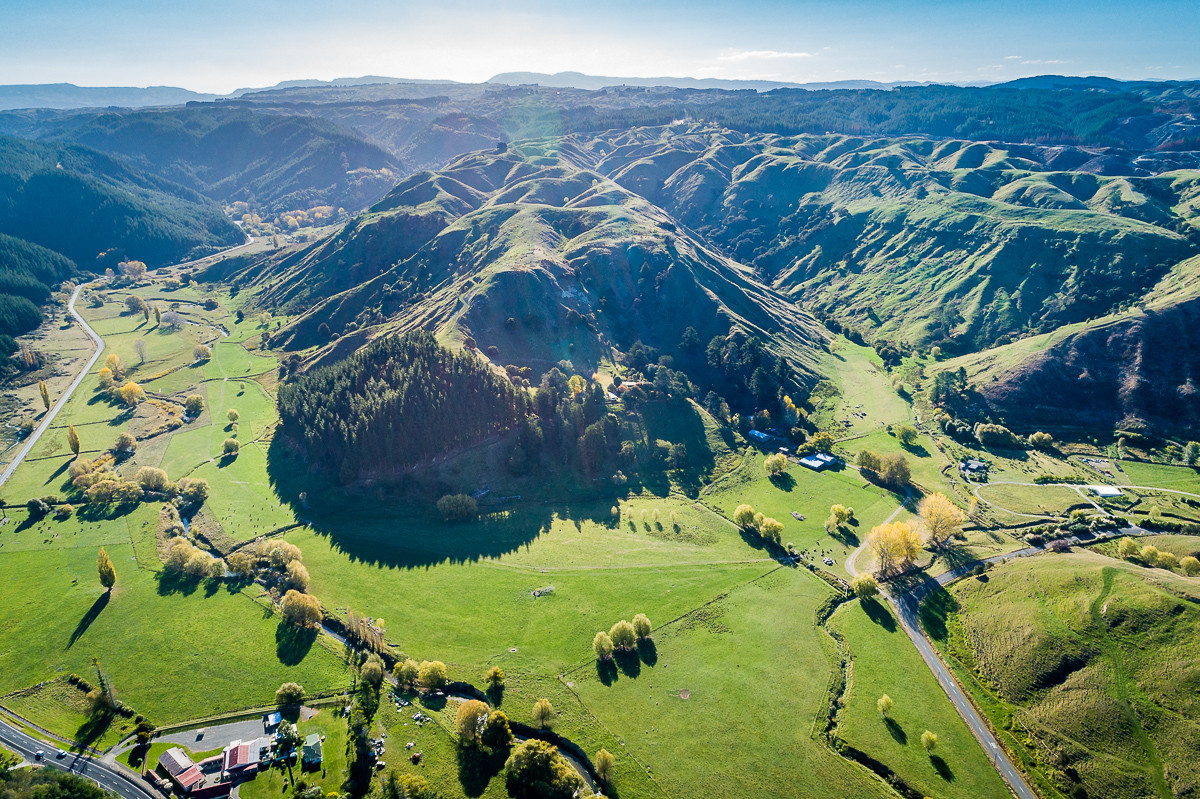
[284,495,777,670]
[0,506,349,725]
[704,449,908,575]
[830,598,1009,799]
[570,568,890,799]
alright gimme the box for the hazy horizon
[1,0,1198,95]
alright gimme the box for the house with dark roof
[302,733,323,767]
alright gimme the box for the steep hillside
[934,254,1200,435]
[223,140,828,398]
[924,551,1200,799]
[0,134,242,268]
[0,107,400,214]
[559,127,1200,352]
[0,233,75,336]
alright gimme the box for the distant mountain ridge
[0,83,215,111]
[486,71,934,92]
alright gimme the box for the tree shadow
[829,526,860,547]
[456,746,505,798]
[930,754,954,781]
[769,472,796,491]
[218,453,237,468]
[68,591,111,648]
[485,684,504,707]
[860,598,895,632]
[613,649,641,678]
[917,585,960,643]
[901,442,930,458]
[420,693,448,712]
[155,570,201,596]
[274,619,316,662]
[47,458,73,485]
[596,659,618,686]
[637,638,657,666]
[883,717,907,744]
[75,710,114,750]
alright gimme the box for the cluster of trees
[593,614,652,659]
[164,538,225,578]
[0,232,75,341]
[764,452,788,475]
[392,659,449,692]
[226,539,310,592]
[504,739,584,799]
[1117,537,1200,575]
[825,503,854,536]
[95,353,145,407]
[918,493,968,550]
[278,331,531,482]
[513,367,626,477]
[732,503,785,544]
[69,453,209,509]
[454,699,512,752]
[0,762,113,799]
[856,450,911,488]
[436,493,478,521]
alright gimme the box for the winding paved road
[0,235,254,493]
[0,716,159,799]
[0,282,103,491]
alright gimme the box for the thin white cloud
[718,50,815,62]
[1021,59,1067,65]
[1004,55,1022,60]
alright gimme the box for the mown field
[920,550,1200,799]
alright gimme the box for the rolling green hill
[930,253,1200,434]
[921,550,1200,799]
[559,126,1200,353]
[222,139,829,396]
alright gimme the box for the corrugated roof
[160,747,195,777]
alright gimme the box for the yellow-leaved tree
[917,492,967,549]
[868,520,921,576]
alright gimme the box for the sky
[1,0,1197,92]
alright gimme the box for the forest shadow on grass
[637,637,657,666]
